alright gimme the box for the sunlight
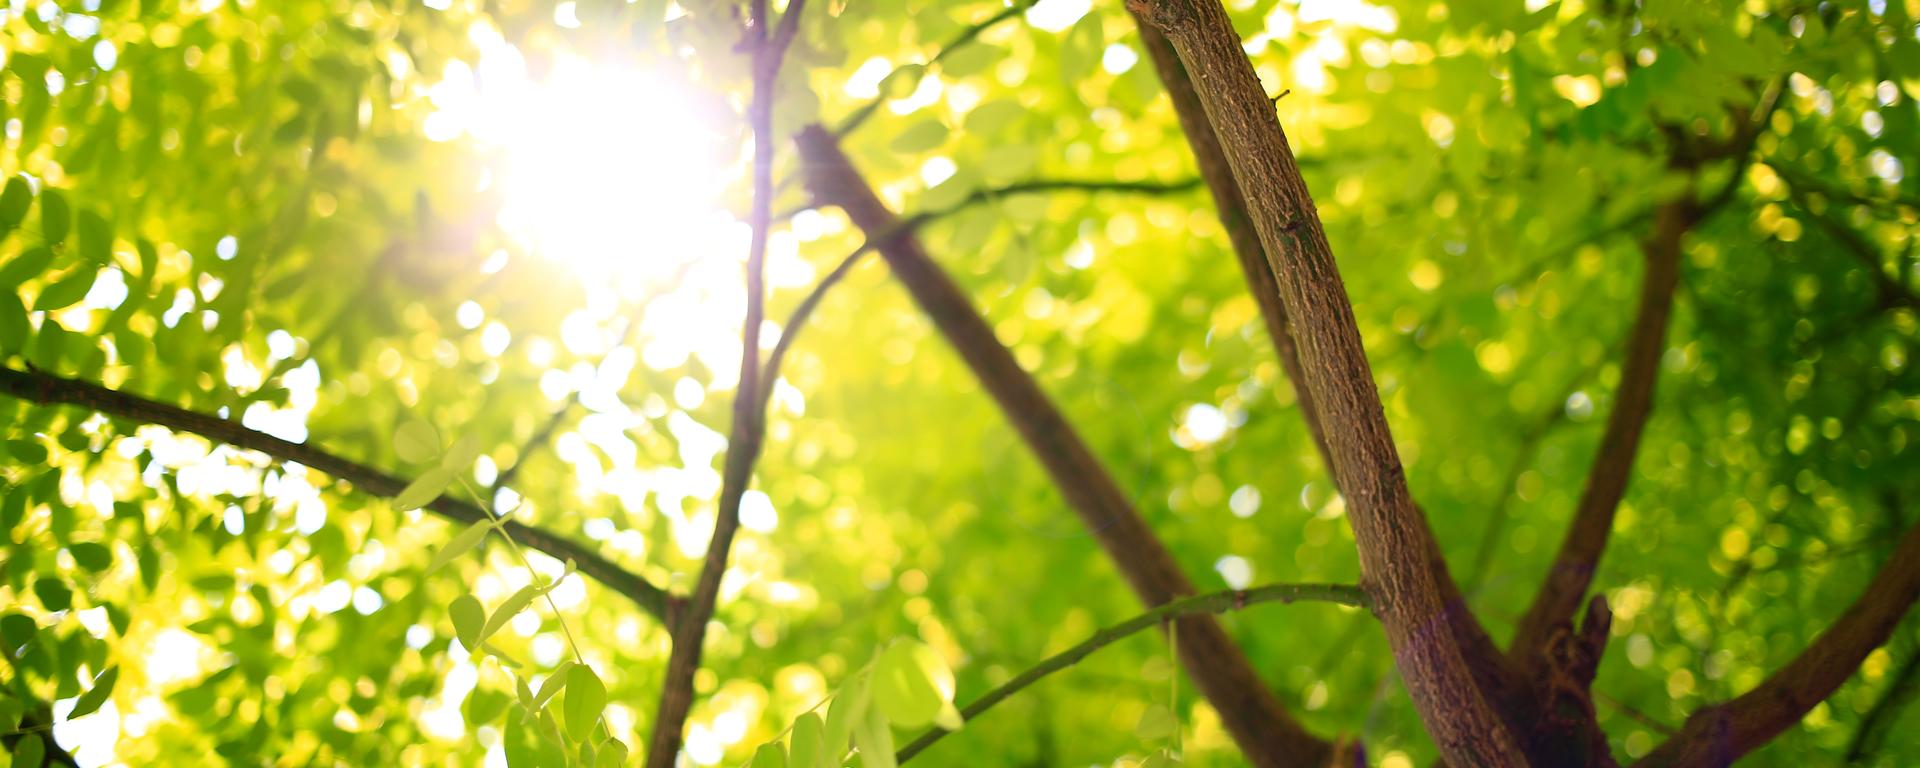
[426,28,736,287]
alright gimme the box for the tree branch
[1846,646,1920,763]
[896,583,1372,763]
[1129,18,1336,478]
[1637,522,1920,767]
[793,124,1336,767]
[833,1,1034,138]
[643,2,805,763]
[1129,1,1524,763]
[0,365,674,623]
[1506,198,1687,673]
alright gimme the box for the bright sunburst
[424,31,737,285]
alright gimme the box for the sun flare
[425,38,738,285]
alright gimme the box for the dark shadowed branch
[1638,522,1920,766]
[0,365,675,623]
[1847,646,1920,763]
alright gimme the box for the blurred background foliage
[1,0,1918,764]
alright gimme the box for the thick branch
[1129,1,1523,763]
[1508,199,1687,673]
[1129,18,1335,476]
[897,583,1371,763]
[642,3,804,764]
[1638,522,1920,767]
[0,365,673,623]
[794,124,1336,767]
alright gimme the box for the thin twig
[0,365,674,622]
[895,583,1371,763]
[833,1,1035,138]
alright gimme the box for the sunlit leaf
[393,420,442,464]
[789,711,826,768]
[39,189,70,246]
[68,665,119,718]
[450,594,485,649]
[1135,703,1178,741]
[34,268,96,312]
[852,699,897,768]
[427,519,493,574]
[750,742,788,768]
[531,660,576,710]
[870,640,946,727]
[821,669,870,762]
[394,466,456,511]
[562,664,604,743]
[479,584,540,646]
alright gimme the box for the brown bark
[1129,19,1335,475]
[1509,199,1688,674]
[643,4,805,764]
[794,124,1336,767]
[1128,1,1526,763]
[0,365,675,623]
[1637,522,1920,767]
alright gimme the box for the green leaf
[0,246,52,288]
[852,699,897,768]
[393,420,441,464]
[0,177,30,232]
[35,267,97,311]
[0,613,38,649]
[750,742,788,768]
[594,738,629,768]
[450,594,485,649]
[0,291,25,354]
[870,640,946,728]
[789,711,826,768]
[1135,703,1177,741]
[1141,750,1182,767]
[441,433,484,472]
[68,542,113,572]
[32,578,72,611]
[68,665,119,718]
[890,120,949,153]
[822,669,870,764]
[394,465,456,511]
[428,519,493,574]
[12,732,45,768]
[964,100,1024,135]
[39,188,70,245]
[878,64,924,100]
[479,584,539,645]
[562,664,605,743]
[77,209,112,264]
[531,660,576,710]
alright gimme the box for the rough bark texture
[0,365,675,623]
[1129,19,1335,475]
[1637,522,1920,767]
[794,124,1336,768]
[1509,200,1688,674]
[1129,1,1526,763]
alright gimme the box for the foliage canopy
[2,0,1919,765]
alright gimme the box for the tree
[1,0,1916,765]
